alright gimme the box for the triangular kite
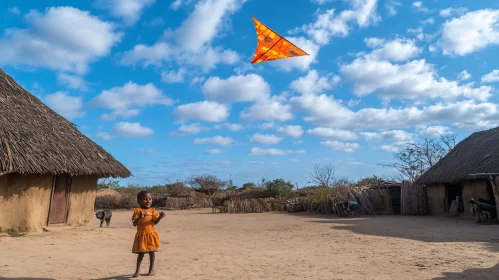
[251,16,309,64]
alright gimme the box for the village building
[415,127,499,217]
[0,69,131,232]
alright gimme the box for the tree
[380,133,456,182]
[188,175,227,196]
[264,178,295,200]
[309,163,336,187]
[165,182,189,197]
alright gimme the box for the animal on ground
[95,209,113,228]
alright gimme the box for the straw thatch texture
[222,199,288,213]
[0,69,130,178]
[415,126,499,185]
[401,182,428,215]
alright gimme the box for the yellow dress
[131,207,161,253]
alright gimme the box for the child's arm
[132,211,143,227]
[154,211,166,225]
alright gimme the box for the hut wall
[426,184,446,215]
[67,175,98,227]
[0,173,53,232]
[367,188,392,214]
[461,180,491,217]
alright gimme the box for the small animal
[95,209,112,228]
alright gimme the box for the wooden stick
[488,175,499,221]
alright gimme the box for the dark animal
[95,209,112,228]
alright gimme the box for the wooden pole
[488,175,499,222]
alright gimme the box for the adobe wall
[0,173,53,232]
[426,184,446,215]
[66,175,98,227]
[461,180,491,217]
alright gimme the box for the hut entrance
[445,184,463,213]
[47,174,72,225]
[387,186,401,214]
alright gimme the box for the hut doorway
[445,184,463,213]
[387,186,401,214]
[47,174,72,225]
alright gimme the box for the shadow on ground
[90,275,136,280]
[433,263,499,279]
[287,212,499,252]
[0,278,56,280]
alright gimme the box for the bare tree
[188,175,227,196]
[309,163,336,187]
[380,133,456,182]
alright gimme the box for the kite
[251,16,309,64]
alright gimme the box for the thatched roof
[415,127,499,185]
[0,68,131,178]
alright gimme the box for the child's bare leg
[147,252,155,276]
[133,253,145,277]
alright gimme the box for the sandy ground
[1,209,499,280]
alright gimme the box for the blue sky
[2,0,499,187]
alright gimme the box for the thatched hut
[0,69,131,232]
[415,127,499,217]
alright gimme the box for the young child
[132,191,165,277]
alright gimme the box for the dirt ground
[1,209,499,280]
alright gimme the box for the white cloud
[276,125,304,138]
[95,0,155,25]
[194,135,235,146]
[385,0,401,16]
[57,72,88,91]
[0,7,123,74]
[112,122,154,137]
[439,7,468,18]
[8,7,21,14]
[205,149,222,155]
[321,140,359,153]
[170,123,207,136]
[293,140,303,144]
[44,91,85,120]
[457,70,471,81]
[418,125,451,137]
[138,148,156,153]
[250,133,283,145]
[289,70,340,94]
[259,122,275,130]
[296,0,380,46]
[121,0,245,71]
[482,70,499,83]
[412,1,430,13]
[90,81,173,120]
[359,130,413,141]
[202,74,270,103]
[306,127,358,140]
[290,92,499,131]
[161,68,186,83]
[379,142,405,152]
[421,17,434,25]
[172,101,229,123]
[249,147,305,156]
[96,132,113,140]
[144,16,165,27]
[340,54,492,101]
[363,37,421,62]
[240,99,293,122]
[214,123,245,131]
[310,0,335,4]
[438,9,499,56]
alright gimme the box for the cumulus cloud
[0,7,122,74]
[95,0,155,25]
[172,101,230,123]
[482,70,499,83]
[240,99,293,122]
[276,125,304,138]
[249,147,305,156]
[205,149,222,155]
[202,74,270,103]
[90,81,173,120]
[193,135,235,146]
[8,7,21,14]
[289,70,340,95]
[417,125,452,137]
[438,9,499,56]
[44,91,85,120]
[57,73,88,91]
[321,140,359,153]
[306,127,358,140]
[214,123,245,131]
[359,130,413,141]
[161,68,186,83]
[170,123,207,136]
[363,37,422,62]
[112,122,154,137]
[439,7,468,18]
[457,70,471,81]
[250,133,283,145]
[385,0,401,16]
[120,0,244,71]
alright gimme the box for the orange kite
[251,16,309,64]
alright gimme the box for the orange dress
[131,207,161,253]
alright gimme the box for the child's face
[139,193,152,208]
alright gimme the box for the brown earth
[1,209,498,279]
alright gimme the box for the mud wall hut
[415,127,499,217]
[0,69,131,232]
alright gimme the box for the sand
[1,209,498,280]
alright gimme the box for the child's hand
[138,211,143,219]
[159,212,166,218]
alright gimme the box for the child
[132,191,165,277]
